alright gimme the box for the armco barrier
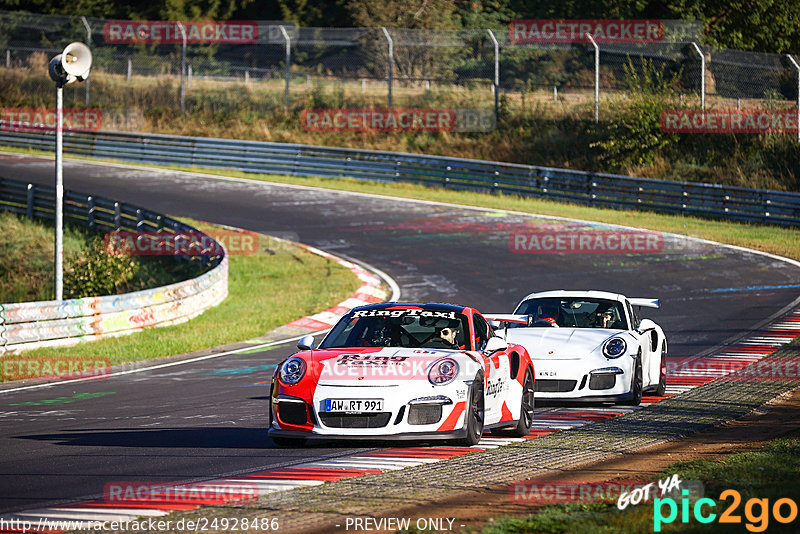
[1,129,799,226]
[0,178,228,353]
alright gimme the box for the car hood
[300,347,475,386]
[505,327,624,360]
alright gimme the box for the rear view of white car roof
[519,290,627,303]
[518,290,660,309]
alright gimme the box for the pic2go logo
[654,489,798,532]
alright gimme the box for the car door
[627,300,657,386]
[473,313,508,425]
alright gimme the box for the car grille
[589,373,617,390]
[535,379,577,393]
[407,404,443,425]
[318,412,392,428]
[278,402,309,425]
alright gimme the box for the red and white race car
[269,303,535,446]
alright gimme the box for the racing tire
[271,436,307,448]
[623,353,643,406]
[652,344,667,397]
[460,372,485,446]
[501,367,535,438]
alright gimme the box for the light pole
[48,42,92,301]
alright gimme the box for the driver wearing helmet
[592,305,615,328]
[537,304,561,327]
[426,326,459,349]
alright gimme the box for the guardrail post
[176,22,187,114]
[114,202,121,230]
[381,27,393,108]
[26,183,34,219]
[87,196,95,228]
[487,29,500,119]
[80,16,91,107]
[690,42,705,110]
[585,33,599,123]
[787,54,800,142]
[136,208,144,229]
[279,25,291,110]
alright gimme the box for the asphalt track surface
[0,153,799,513]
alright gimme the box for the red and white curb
[2,308,797,531]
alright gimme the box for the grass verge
[0,210,204,302]
[0,210,86,302]
[480,435,800,533]
[11,219,361,369]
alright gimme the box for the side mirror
[297,335,315,351]
[484,337,508,354]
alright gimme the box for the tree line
[0,0,797,53]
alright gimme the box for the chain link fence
[0,10,798,134]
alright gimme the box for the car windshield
[512,298,628,329]
[320,307,470,349]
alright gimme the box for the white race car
[486,290,667,405]
[269,303,536,446]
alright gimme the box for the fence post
[381,27,393,108]
[787,54,800,142]
[5,49,9,69]
[279,25,291,110]
[487,29,500,118]
[176,22,187,114]
[114,202,121,230]
[187,64,192,88]
[690,42,705,110]
[585,33,599,123]
[80,16,91,107]
[127,58,132,81]
[87,196,95,228]
[26,183,34,219]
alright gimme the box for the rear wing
[629,298,660,309]
[483,314,529,325]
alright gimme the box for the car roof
[517,290,627,304]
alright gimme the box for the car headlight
[603,337,627,358]
[279,357,307,385]
[428,358,459,386]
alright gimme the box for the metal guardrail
[0,177,228,353]
[1,129,799,226]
